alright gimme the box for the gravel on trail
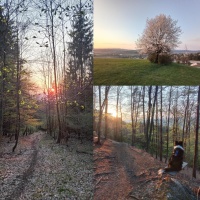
[0,131,93,200]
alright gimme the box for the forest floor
[0,131,93,200]
[94,139,200,200]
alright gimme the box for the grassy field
[94,58,200,85]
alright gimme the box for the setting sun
[50,88,55,92]
[48,88,55,96]
[110,110,117,118]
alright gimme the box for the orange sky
[94,0,200,50]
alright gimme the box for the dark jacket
[165,145,184,172]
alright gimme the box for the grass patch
[94,58,200,85]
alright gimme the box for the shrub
[158,53,172,65]
[148,53,157,63]
[148,53,172,64]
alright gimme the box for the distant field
[94,58,200,85]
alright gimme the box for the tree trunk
[192,85,200,178]
[120,102,123,142]
[0,51,5,140]
[104,86,110,139]
[115,87,122,141]
[159,86,163,161]
[115,88,119,140]
[182,86,190,142]
[97,86,102,144]
[145,86,152,151]
[48,1,62,143]
[142,86,146,135]
[93,92,96,132]
[166,86,172,160]
[155,52,159,63]
[133,87,141,145]
[148,86,158,148]
[131,86,134,146]
[155,98,158,159]
[13,19,20,152]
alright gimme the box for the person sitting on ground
[164,141,184,172]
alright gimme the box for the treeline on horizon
[94,48,200,62]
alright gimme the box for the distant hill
[172,50,200,54]
[94,48,200,58]
[94,48,140,58]
[94,48,138,54]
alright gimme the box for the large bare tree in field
[136,14,182,63]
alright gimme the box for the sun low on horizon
[110,110,117,118]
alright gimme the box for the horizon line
[94,48,200,51]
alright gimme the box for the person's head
[175,141,183,147]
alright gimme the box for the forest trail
[0,132,93,200]
[0,132,43,200]
[94,139,199,200]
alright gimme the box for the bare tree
[12,2,21,152]
[145,86,152,150]
[104,86,111,139]
[97,86,102,144]
[130,86,135,146]
[119,99,123,142]
[49,0,62,143]
[142,86,146,135]
[155,92,159,159]
[114,86,122,141]
[131,86,141,146]
[166,86,172,160]
[193,86,200,178]
[136,14,182,63]
[159,86,163,161]
[148,86,158,150]
[182,87,190,143]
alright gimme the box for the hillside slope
[94,139,199,200]
[94,58,200,85]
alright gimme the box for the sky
[94,86,199,122]
[94,0,200,50]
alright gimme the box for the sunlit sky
[94,86,199,123]
[94,0,200,50]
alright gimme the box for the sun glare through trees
[94,86,200,176]
[0,0,93,198]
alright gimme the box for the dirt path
[0,132,93,200]
[0,132,43,200]
[7,133,41,200]
[94,139,198,200]
[94,140,134,200]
